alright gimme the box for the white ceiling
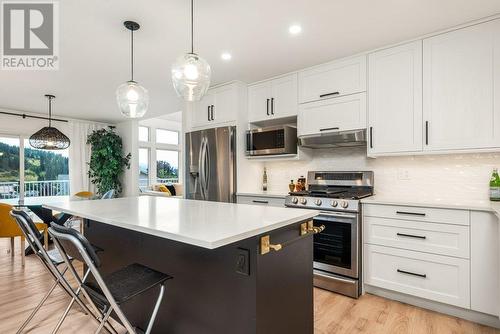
[1,0,500,123]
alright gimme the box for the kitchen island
[44,196,318,334]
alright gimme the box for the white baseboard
[364,284,500,329]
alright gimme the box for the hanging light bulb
[171,0,211,102]
[116,21,149,118]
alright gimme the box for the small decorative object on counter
[288,180,295,192]
[298,176,306,191]
[490,168,500,201]
[262,167,268,191]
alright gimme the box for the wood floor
[0,238,498,334]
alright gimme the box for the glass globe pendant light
[171,0,211,102]
[29,95,70,150]
[116,21,149,118]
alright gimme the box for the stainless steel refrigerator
[185,126,236,202]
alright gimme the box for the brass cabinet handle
[261,221,325,255]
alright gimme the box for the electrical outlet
[397,169,411,180]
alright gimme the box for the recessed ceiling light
[221,52,232,61]
[289,24,302,35]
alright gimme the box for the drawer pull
[252,200,269,204]
[396,233,426,240]
[319,127,340,132]
[319,92,340,98]
[397,269,427,278]
[396,211,426,217]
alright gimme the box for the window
[139,148,149,190]
[139,126,149,142]
[156,129,179,145]
[156,149,179,183]
[0,136,69,200]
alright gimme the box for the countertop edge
[43,203,317,249]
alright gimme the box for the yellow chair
[0,203,48,267]
[74,191,94,199]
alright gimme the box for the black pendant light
[29,95,70,150]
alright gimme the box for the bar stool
[48,224,172,334]
[9,210,117,334]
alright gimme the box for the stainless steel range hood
[298,129,366,148]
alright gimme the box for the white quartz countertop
[361,196,500,219]
[44,196,318,249]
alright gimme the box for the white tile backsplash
[246,147,500,202]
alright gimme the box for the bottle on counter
[288,180,295,193]
[262,167,268,192]
[298,176,306,191]
[490,168,500,201]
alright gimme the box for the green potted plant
[87,126,131,196]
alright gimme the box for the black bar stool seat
[84,263,172,306]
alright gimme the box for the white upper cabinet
[298,55,366,104]
[248,73,298,123]
[423,19,500,151]
[298,93,366,137]
[368,41,423,155]
[191,83,241,129]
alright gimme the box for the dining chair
[101,189,115,199]
[0,203,48,267]
[74,191,94,199]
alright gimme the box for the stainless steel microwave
[246,125,297,156]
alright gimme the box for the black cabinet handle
[319,92,340,98]
[370,126,373,149]
[211,105,215,121]
[207,106,211,121]
[271,98,274,115]
[396,211,426,217]
[252,200,269,204]
[396,233,426,240]
[319,127,339,132]
[266,99,270,116]
[397,269,427,278]
[425,121,429,145]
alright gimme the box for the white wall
[239,147,500,203]
[115,120,139,197]
[0,111,70,138]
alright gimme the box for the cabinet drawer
[237,195,285,208]
[364,216,469,258]
[298,93,366,137]
[364,244,470,308]
[298,55,366,104]
[363,204,469,226]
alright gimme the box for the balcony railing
[0,180,70,199]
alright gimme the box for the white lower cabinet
[364,244,470,308]
[236,194,285,207]
[471,211,499,316]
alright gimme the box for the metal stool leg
[145,284,165,334]
[16,267,68,334]
[93,306,114,334]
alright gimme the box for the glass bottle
[288,180,295,192]
[490,168,500,201]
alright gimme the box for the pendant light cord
[48,96,52,127]
[131,28,134,81]
[191,0,194,54]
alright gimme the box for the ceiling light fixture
[29,95,70,150]
[221,52,232,61]
[171,0,211,102]
[116,21,149,118]
[289,24,302,35]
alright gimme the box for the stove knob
[314,199,322,206]
[340,201,349,209]
[291,197,298,204]
[300,197,307,205]
[330,200,338,207]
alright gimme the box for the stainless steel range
[285,171,374,298]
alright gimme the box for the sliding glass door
[0,136,20,199]
[0,135,69,200]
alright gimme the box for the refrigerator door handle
[198,137,207,199]
[203,138,211,198]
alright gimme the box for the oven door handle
[317,211,358,219]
